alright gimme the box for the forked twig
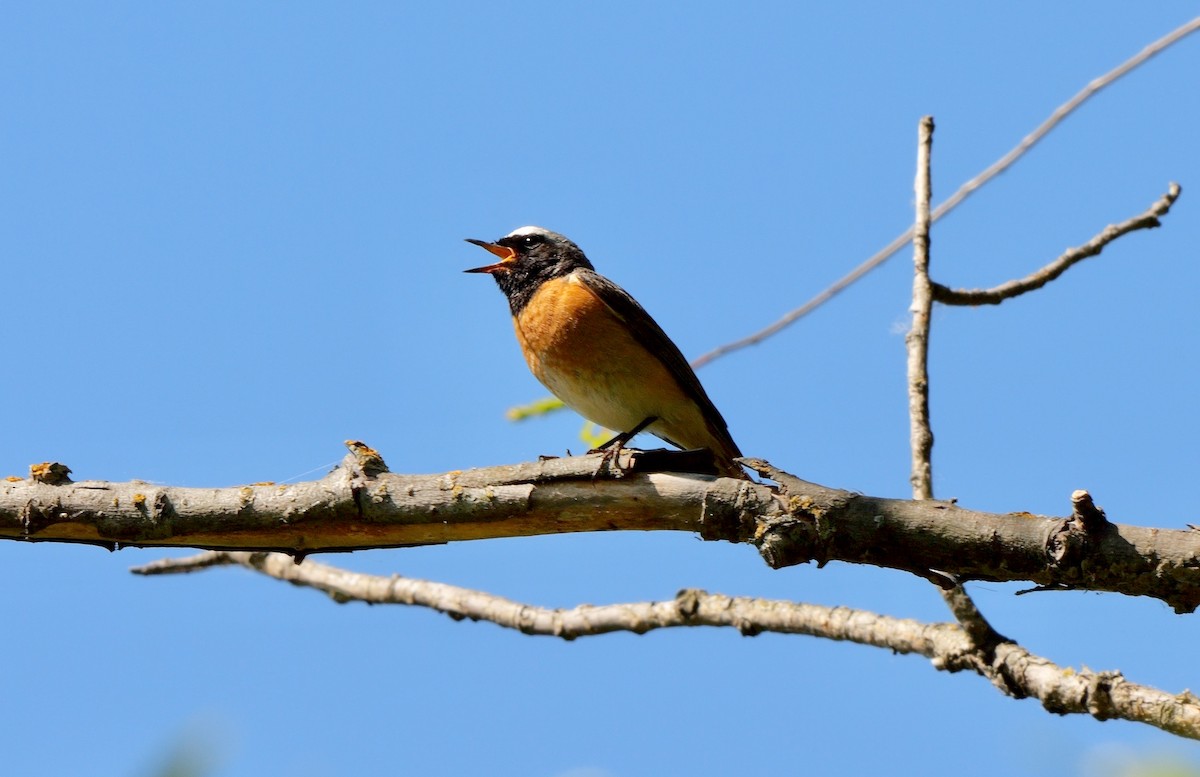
[933,184,1181,305]
[691,17,1200,368]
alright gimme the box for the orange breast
[514,276,621,380]
[511,273,706,444]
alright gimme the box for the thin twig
[133,550,1200,740]
[689,239,903,368]
[939,586,1008,651]
[906,120,999,648]
[932,183,1181,305]
[132,551,958,644]
[690,17,1200,368]
[908,117,936,501]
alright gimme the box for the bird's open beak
[464,239,517,274]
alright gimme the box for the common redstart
[466,226,744,478]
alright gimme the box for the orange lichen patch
[132,493,147,506]
[250,481,276,487]
[344,440,378,456]
[5,475,22,482]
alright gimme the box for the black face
[497,230,554,254]
[467,229,594,315]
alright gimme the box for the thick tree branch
[5,448,1200,612]
[132,550,1200,740]
[690,18,1199,367]
[0,448,758,552]
[745,458,1200,614]
[932,183,1181,305]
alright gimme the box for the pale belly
[538,357,663,434]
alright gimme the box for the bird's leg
[589,416,657,472]
[592,416,656,452]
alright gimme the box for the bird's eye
[522,235,537,247]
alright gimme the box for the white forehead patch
[505,225,553,239]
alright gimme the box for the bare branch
[0,448,758,552]
[691,18,1200,368]
[939,585,1009,652]
[7,451,1200,611]
[908,116,936,501]
[933,183,1182,305]
[134,551,951,643]
[904,119,1001,647]
[133,550,1200,740]
[744,458,1200,614]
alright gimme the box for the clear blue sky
[3,3,1199,776]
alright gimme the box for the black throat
[492,241,593,317]
[493,262,564,317]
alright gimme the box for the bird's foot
[588,440,625,467]
[587,416,657,479]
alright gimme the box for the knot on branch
[675,588,703,619]
[1084,670,1124,721]
[1069,490,1108,533]
[1047,489,1110,568]
[754,492,826,570]
[714,458,837,568]
[345,440,389,476]
[30,462,72,485]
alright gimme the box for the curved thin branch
[691,18,1200,367]
[133,550,1200,741]
[932,183,1181,305]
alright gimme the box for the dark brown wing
[576,268,742,462]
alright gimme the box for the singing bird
[465,226,744,478]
